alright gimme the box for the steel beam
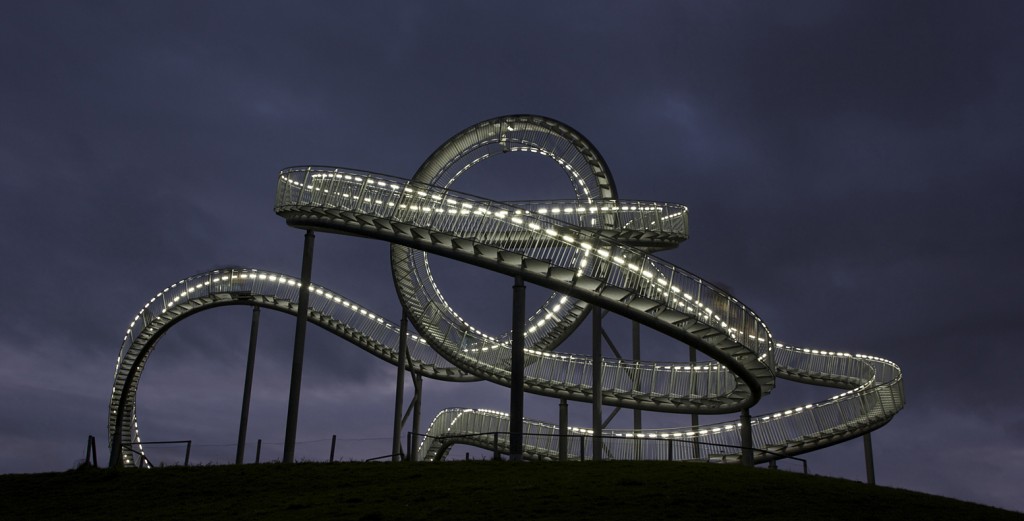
[236,306,260,465]
[864,432,876,485]
[741,408,753,466]
[632,321,641,432]
[509,275,525,461]
[592,308,603,460]
[392,310,409,462]
[283,229,315,463]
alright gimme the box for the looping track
[109,115,903,467]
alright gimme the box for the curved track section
[108,268,477,467]
[418,348,902,463]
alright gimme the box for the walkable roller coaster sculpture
[109,115,904,470]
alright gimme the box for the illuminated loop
[392,115,623,357]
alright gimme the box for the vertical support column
[283,229,316,464]
[592,309,603,461]
[741,408,753,467]
[691,345,700,460]
[392,310,409,462]
[864,432,876,485]
[236,306,261,465]
[509,275,525,461]
[558,398,568,461]
[330,434,337,463]
[632,321,642,461]
[410,372,422,462]
[632,321,642,431]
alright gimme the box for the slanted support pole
[392,310,409,462]
[283,229,315,463]
[509,275,525,461]
[741,408,753,467]
[592,307,603,461]
[236,305,261,465]
[864,432,876,485]
[558,398,568,461]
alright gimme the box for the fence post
[184,441,192,467]
[580,436,586,461]
[407,432,413,463]
[330,434,337,463]
[85,435,96,467]
[255,439,262,464]
[493,432,500,461]
[668,438,673,462]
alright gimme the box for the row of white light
[298,171,685,230]
[774,343,903,405]
[115,269,461,385]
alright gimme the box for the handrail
[410,430,809,472]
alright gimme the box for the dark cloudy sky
[2,0,1023,513]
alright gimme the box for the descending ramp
[109,114,903,467]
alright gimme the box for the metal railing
[409,430,808,473]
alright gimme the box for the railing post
[236,305,260,465]
[580,436,586,461]
[330,434,337,463]
[668,438,673,462]
[255,439,261,463]
[493,432,501,461]
[284,229,316,463]
[184,440,191,467]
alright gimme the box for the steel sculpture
[109,115,903,470]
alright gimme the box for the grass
[1,461,1020,520]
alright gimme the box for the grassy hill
[1,461,1019,520]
